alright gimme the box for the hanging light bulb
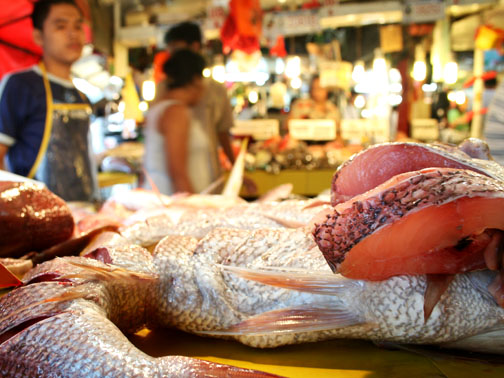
[290,77,302,89]
[412,44,427,82]
[248,90,259,104]
[443,62,458,85]
[372,50,388,93]
[352,60,365,83]
[412,61,427,81]
[212,65,226,83]
[141,80,155,101]
[138,101,149,112]
[203,68,211,78]
[285,56,301,79]
[354,94,366,109]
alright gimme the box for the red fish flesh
[314,168,504,281]
[330,140,504,205]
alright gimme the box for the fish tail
[63,259,158,282]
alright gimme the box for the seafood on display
[0,246,280,377]
[2,138,504,377]
[330,138,504,205]
[0,181,74,257]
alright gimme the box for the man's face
[33,4,85,66]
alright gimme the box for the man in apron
[0,0,98,202]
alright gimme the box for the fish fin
[262,214,306,228]
[30,225,119,266]
[200,175,226,195]
[142,168,171,207]
[222,138,248,197]
[0,262,23,289]
[488,270,504,307]
[441,327,504,356]
[217,264,363,295]
[200,304,367,336]
[62,259,157,282]
[0,286,86,327]
[256,183,293,203]
[302,200,331,210]
[424,274,455,322]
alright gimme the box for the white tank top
[143,99,213,194]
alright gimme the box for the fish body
[149,228,504,353]
[119,199,331,246]
[2,220,504,375]
[0,247,280,377]
[0,181,74,257]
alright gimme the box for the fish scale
[0,252,280,377]
[147,227,504,351]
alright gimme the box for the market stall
[3,0,504,376]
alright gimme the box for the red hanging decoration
[221,0,262,54]
[270,35,287,57]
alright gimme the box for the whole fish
[10,225,502,356]
[0,181,74,257]
[0,246,280,377]
[147,227,504,354]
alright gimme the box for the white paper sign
[411,118,439,141]
[289,119,336,141]
[231,119,280,140]
[403,0,445,24]
[341,119,390,143]
[319,60,353,90]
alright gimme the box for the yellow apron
[28,63,98,202]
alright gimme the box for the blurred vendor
[289,75,341,123]
[0,0,98,202]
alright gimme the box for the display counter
[131,328,504,378]
[239,169,335,197]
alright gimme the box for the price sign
[403,0,445,24]
[411,119,439,141]
[341,119,391,143]
[341,119,366,143]
[231,119,280,140]
[289,119,336,141]
[319,60,353,90]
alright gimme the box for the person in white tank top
[143,50,212,195]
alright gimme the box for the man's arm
[218,132,235,165]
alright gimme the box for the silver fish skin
[120,199,331,246]
[149,227,504,353]
[0,247,281,378]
